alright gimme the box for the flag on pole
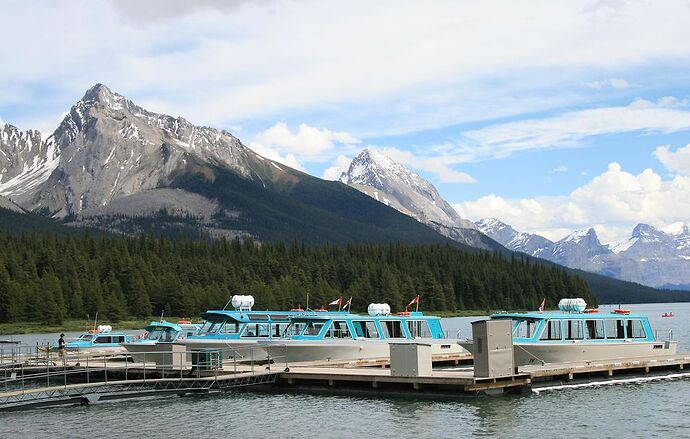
[407,295,420,308]
[539,297,546,313]
[329,297,342,306]
[343,297,352,311]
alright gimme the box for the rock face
[338,148,501,249]
[0,84,475,247]
[477,218,690,289]
[341,148,475,229]
[20,84,256,217]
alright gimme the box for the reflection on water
[2,303,690,438]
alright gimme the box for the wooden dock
[277,353,690,395]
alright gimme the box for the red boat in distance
[662,312,674,318]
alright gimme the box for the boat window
[241,323,270,338]
[284,322,307,337]
[146,329,164,340]
[585,320,605,340]
[564,320,584,340]
[79,334,94,342]
[200,320,221,334]
[115,336,125,343]
[272,323,288,337]
[352,321,380,338]
[605,319,626,339]
[379,320,405,339]
[220,322,242,334]
[325,321,352,339]
[94,336,111,344]
[627,320,646,338]
[158,331,175,343]
[303,322,325,336]
[407,320,432,338]
[539,320,562,341]
[513,320,538,338]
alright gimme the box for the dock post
[607,369,613,377]
[105,354,108,384]
[86,354,90,384]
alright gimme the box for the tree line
[0,232,596,324]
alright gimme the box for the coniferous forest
[0,232,596,324]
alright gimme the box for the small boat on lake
[258,302,464,363]
[460,298,677,365]
[63,325,132,353]
[662,312,674,318]
[122,320,201,362]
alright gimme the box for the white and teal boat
[123,320,201,362]
[176,295,342,362]
[460,298,677,365]
[63,325,132,353]
[258,303,463,363]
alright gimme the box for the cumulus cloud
[248,122,360,170]
[455,162,690,243]
[322,155,353,181]
[457,97,690,161]
[584,78,632,90]
[654,144,690,176]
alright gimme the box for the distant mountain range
[476,218,690,289]
[0,84,467,246]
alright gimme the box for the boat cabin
[279,311,446,341]
[490,309,656,344]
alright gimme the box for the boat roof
[145,320,182,332]
[491,311,649,320]
[289,311,433,322]
[201,309,350,323]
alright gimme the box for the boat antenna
[160,309,165,323]
[222,296,233,311]
[93,311,98,331]
[306,292,310,311]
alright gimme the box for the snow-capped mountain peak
[340,148,476,230]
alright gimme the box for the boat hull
[260,339,464,364]
[459,340,678,365]
[175,338,269,363]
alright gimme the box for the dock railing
[0,344,286,409]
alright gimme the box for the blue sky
[2,0,690,243]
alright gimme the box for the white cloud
[247,141,305,171]
[5,1,690,134]
[457,97,690,161]
[584,78,632,90]
[455,162,690,243]
[654,144,690,176]
[253,122,359,160]
[550,165,568,173]
[322,155,352,181]
[374,147,475,184]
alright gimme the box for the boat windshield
[284,322,307,337]
[78,334,94,342]
[146,328,176,342]
[199,320,223,334]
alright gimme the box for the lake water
[2,303,689,438]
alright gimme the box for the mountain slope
[0,84,477,247]
[339,148,500,250]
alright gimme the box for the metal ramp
[0,371,278,411]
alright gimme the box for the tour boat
[63,325,132,353]
[257,302,464,363]
[175,295,346,362]
[460,298,677,365]
[122,320,201,362]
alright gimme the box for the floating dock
[2,347,690,411]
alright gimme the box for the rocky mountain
[0,84,476,246]
[339,148,499,250]
[477,218,690,289]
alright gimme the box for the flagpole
[415,295,419,312]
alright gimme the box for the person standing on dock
[58,333,66,362]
